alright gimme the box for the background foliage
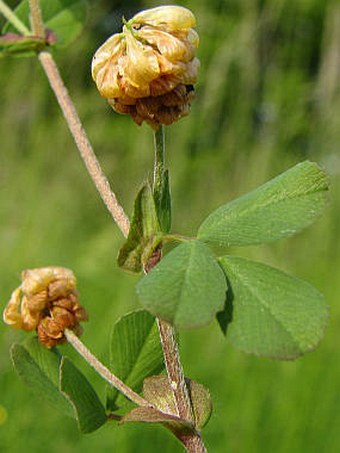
[1,0,340,451]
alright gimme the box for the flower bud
[3,267,88,348]
[92,6,200,129]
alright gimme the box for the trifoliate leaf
[137,240,227,329]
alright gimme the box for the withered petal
[25,290,48,313]
[137,27,195,63]
[21,267,76,296]
[21,297,41,331]
[130,6,196,31]
[91,33,124,80]
[91,6,199,127]
[2,287,23,329]
[123,28,160,88]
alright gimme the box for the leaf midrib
[204,180,327,232]
[226,263,301,351]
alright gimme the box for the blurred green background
[1,0,340,451]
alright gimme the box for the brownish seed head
[3,267,88,348]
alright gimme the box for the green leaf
[142,375,178,415]
[3,0,88,48]
[60,357,107,433]
[136,240,227,330]
[122,375,193,433]
[218,256,328,360]
[198,161,329,247]
[122,375,212,432]
[118,182,162,273]
[107,310,164,411]
[154,169,171,233]
[0,33,46,58]
[11,337,107,432]
[10,337,73,417]
[186,378,213,429]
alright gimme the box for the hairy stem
[153,129,207,453]
[178,434,207,453]
[28,0,45,38]
[64,329,151,408]
[156,320,193,421]
[0,0,30,35]
[38,51,130,237]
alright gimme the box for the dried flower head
[91,5,200,129]
[3,267,88,348]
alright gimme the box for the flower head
[92,6,200,129]
[3,267,88,348]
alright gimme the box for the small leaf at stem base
[121,375,212,433]
[121,406,193,433]
[118,181,163,273]
[0,33,48,58]
[143,375,212,430]
[154,169,172,233]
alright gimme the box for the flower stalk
[38,50,130,237]
[153,125,166,210]
[152,128,207,453]
[64,328,152,408]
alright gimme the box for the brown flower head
[91,5,200,129]
[3,267,88,348]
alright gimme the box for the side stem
[38,51,130,237]
[64,329,152,408]
[0,0,30,35]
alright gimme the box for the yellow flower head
[92,5,200,129]
[3,267,88,348]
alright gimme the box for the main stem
[28,0,45,38]
[153,128,207,453]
